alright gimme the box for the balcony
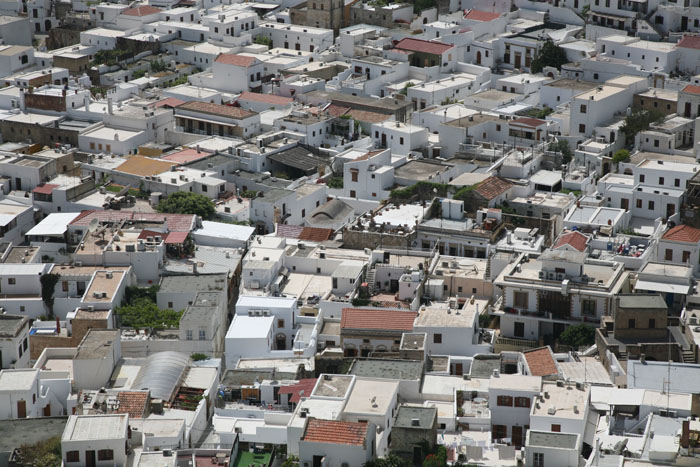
[492,301,601,325]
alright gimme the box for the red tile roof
[341,309,417,332]
[511,117,547,128]
[238,92,293,106]
[662,224,700,243]
[474,176,512,200]
[682,85,700,95]
[524,347,558,377]
[176,100,256,119]
[33,183,59,195]
[464,9,501,22]
[553,231,588,252]
[161,148,211,164]
[347,108,390,124]
[677,35,700,50]
[278,378,317,403]
[155,97,185,108]
[215,53,257,67]
[302,419,368,446]
[164,231,189,244]
[137,229,164,240]
[69,210,195,232]
[326,104,351,117]
[275,224,334,242]
[122,5,161,16]
[394,38,453,55]
[114,391,149,418]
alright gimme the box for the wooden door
[17,400,26,418]
[86,450,96,467]
[512,426,523,447]
[455,363,463,376]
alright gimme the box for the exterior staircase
[366,269,377,294]
[682,349,696,364]
[618,351,628,361]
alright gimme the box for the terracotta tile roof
[155,97,185,108]
[177,100,256,119]
[394,37,453,55]
[474,176,512,200]
[161,148,210,164]
[122,5,161,16]
[302,418,368,446]
[114,391,149,418]
[69,210,195,232]
[115,155,176,177]
[682,85,700,95]
[524,347,558,377]
[238,92,293,106]
[553,231,588,252]
[341,309,417,332]
[677,35,700,50]
[278,378,317,403]
[326,104,350,117]
[164,231,189,244]
[275,224,334,242]
[32,183,59,195]
[662,224,700,243]
[464,9,501,21]
[347,108,390,124]
[511,117,547,127]
[137,229,164,240]
[215,53,258,67]
[299,227,334,242]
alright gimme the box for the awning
[267,146,323,175]
[634,280,690,295]
[32,184,59,195]
[164,231,189,244]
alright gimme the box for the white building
[61,414,129,467]
[224,315,274,368]
[488,373,542,446]
[235,296,297,351]
[371,121,429,155]
[0,315,30,370]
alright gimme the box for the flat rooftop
[85,270,125,303]
[394,406,436,429]
[532,382,589,420]
[312,374,353,399]
[344,379,399,415]
[528,431,578,449]
[0,314,28,337]
[62,414,128,441]
[0,369,37,392]
[350,359,423,381]
[75,329,120,360]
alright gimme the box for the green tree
[116,297,183,329]
[327,176,343,189]
[612,149,630,164]
[281,455,300,467]
[254,35,272,48]
[530,40,569,73]
[40,273,60,318]
[18,436,62,467]
[157,191,215,219]
[559,323,596,348]
[549,140,573,165]
[191,353,209,361]
[413,0,436,13]
[423,446,448,467]
[620,108,664,145]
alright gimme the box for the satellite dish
[87,218,99,233]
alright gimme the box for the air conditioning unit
[556,273,565,280]
[538,271,546,279]
[548,272,556,280]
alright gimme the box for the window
[497,395,513,407]
[62,281,69,292]
[351,169,358,182]
[582,299,596,316]
[659,177,664,185]
[98,450,114,461]
[580,104,587,113]
[199,330,206,340]
[640,174,645,182]
[186,330,193,340]
[399,137,404,145]
[301,209,305,217]
[8,278,15,285]
[665,249,673,261]
[578,123,586,133]
[682,251,691,263]
[515,397,531,408]
[66,451,80,463]
[168,302,173,308]
[433,333,442,344]
[492,425,507,440]
[649,318,655,329]
[533,452,544,467]
[628,319,635,329]
[648,200,655,210]
[514,291,528,308]
[278,319,285,328]
[636,199,642,209]
[350,190,356,198]
[551,424,561,432]
[675,178,681,187]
